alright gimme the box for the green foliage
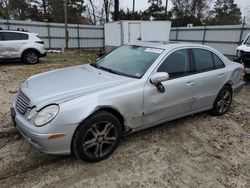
[171,0,209,26]
[143,0,171,20]
[208,0,242,25]
[0,0,243,26]
[0,0,86,23]
[118,0,171,21]
[119,9,143,20]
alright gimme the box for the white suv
[236,32,250,80]
[0,29,46,64]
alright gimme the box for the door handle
[186,81,196,87]
[218,74,225,78]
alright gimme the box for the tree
[142,0,171,20]
[29,0,49,20]
[88,0,97,24]
[113,0,119,21]
[29,0,86,23]
[103,0,113,22]
[0,0,41,20]
[171,0,210,26]
[209,0,241,25]
[117,0,171,21]
[118,9,143,20]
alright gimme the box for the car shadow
[0,60,24,66]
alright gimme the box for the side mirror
[150,72,169,93]
[150,72,169,84]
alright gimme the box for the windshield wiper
[90,63,119,74]
[90,63,100,68]
[99,66,122,75]
[90,63,140,79]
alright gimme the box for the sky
[120,0,250,24]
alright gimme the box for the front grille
[16,91,30,114]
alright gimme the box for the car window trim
[153,48,201,80]
[191,48,225,74]
[211,52,225,69]
[2,32,28,41]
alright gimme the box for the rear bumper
[232,81,245,97]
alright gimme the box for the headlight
[27,107,37,120]
[34,105,59,127]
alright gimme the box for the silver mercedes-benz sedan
[11,42,245,162]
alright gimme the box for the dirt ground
[0,51,250,188]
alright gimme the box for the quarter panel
[191,68,227,110]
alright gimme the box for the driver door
[142,49,195,127]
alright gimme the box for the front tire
[72,111,122,162]
[22,50,39,64]
[211,85,232,116]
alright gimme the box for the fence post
[239,17,246,45]
[77,24,80,49]
[47,22,51,49]
[175,26,179,41]
[6,19,10,29]
[202,25,207,45]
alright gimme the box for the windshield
[244,35,250,45]
[93,45,163,78]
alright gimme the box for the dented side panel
[143,76,195,127]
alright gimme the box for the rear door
[0,32,28,59]
[190,48,226,111]
[129,23,141,42]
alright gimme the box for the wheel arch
[21,48,41,59]
[74,106,126,136]
[225,81,233,93]
[70,106,126,155]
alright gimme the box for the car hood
[21,64,134,109]
[237,44,250,52]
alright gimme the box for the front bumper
[232,80,245,97]
[10,106,78,155]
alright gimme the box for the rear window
[192,49,214,71]
[212,54,225,69]
[1,32,28,41]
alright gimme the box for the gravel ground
[0,52,250,188]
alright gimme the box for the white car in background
[236,32,250,80]
[0,29,46,64]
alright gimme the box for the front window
[158,49,190,79]
[92,45,163,78]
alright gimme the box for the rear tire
[72,111,122,162]
[22,50,39,64]
[211,85,232,116]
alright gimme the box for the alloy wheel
[25,52,38,64]
[216,90,232,114]
[82,121,117,159]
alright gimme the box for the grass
[0,50,98,81]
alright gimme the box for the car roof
[128,41,208,50]
[0,30,35,35]
[128,41,229,65]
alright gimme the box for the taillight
[36,41,44,44]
